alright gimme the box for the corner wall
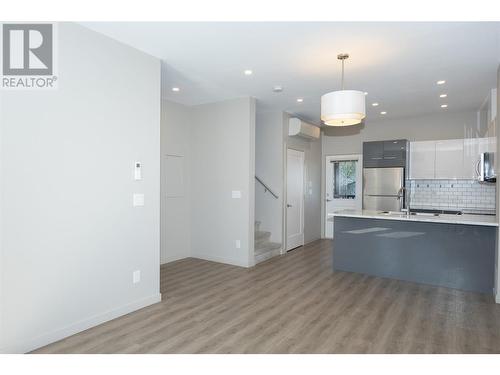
[189,98,256,267]
[160,100,191,264]
[0,23,161,353]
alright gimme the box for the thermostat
[134,162,142,180]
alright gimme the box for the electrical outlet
[133,270,141,284]
[235,240,241,249]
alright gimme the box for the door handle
[287,204,292,208]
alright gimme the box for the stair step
[254,244,281,264]
[254,230,271,241]
[254,242,281,254]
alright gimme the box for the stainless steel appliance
[363,167,405,211]
[477,152,496,182]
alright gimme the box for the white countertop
[331,209,499,227]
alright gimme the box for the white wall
[285,114,322,245]
[322,110,480,157]
[189,98,256,267]
[255,110,285,244]
[0,23,161,353]
[160,100,191,264]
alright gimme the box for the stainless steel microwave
[477,152,496,182]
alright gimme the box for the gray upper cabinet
[363,141,384,167]
[363,140,407,167]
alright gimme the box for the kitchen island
[333,210,498,294]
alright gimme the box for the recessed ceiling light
[440,94,447,98]
[441,104,448,108]
[437,80,446,85]
[272,85,283,93]
[372,102,379,107]
[172,87,180,92]
[296,98,304,103]
[244,69,253,76]
[380,111,387,115]
[364,92,368,96]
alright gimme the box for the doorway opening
[324,154,363,238]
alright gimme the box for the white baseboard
[191,252,250,268]
[496,293,500,304]
[161,254,189,265]
[1,293,161,354]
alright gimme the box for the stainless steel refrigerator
[363,167,405,211]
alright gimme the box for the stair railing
[255,175,279,199]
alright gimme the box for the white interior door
[286,149,305,251]
[325,154,362,239]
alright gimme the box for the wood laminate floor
[34,239,500,354]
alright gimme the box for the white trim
[496,293,500,304]
[281,122,288,255]
[324,153,363,239]
[1,293,162,354]
[191,253,250,268]
[285,148,305,251]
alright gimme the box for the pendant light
[321,53,366,126]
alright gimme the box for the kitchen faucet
[398,186,411,217]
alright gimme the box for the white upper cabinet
[410,137,496,180]
[409,140,436,179]
[435,139,465,179]
[463,138,481,179]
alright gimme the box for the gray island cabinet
[333,211,498,294]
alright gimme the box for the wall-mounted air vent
[288,118,320,140]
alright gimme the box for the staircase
[254,221,281,264]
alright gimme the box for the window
[332,160,356,199]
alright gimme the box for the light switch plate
[133,193,145,207]
[235,240,241,249]
[133,270,141,284]
[232,190,242,199]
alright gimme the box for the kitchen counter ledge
[332,209,498,227]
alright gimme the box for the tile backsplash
[409,179,496,212]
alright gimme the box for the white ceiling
[82,22,500,125]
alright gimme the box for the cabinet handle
[384,156,397,159]
[475,159,481,179]
[371,157,383,160]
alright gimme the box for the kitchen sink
[410,212,440,217]
[378,211,440,217]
